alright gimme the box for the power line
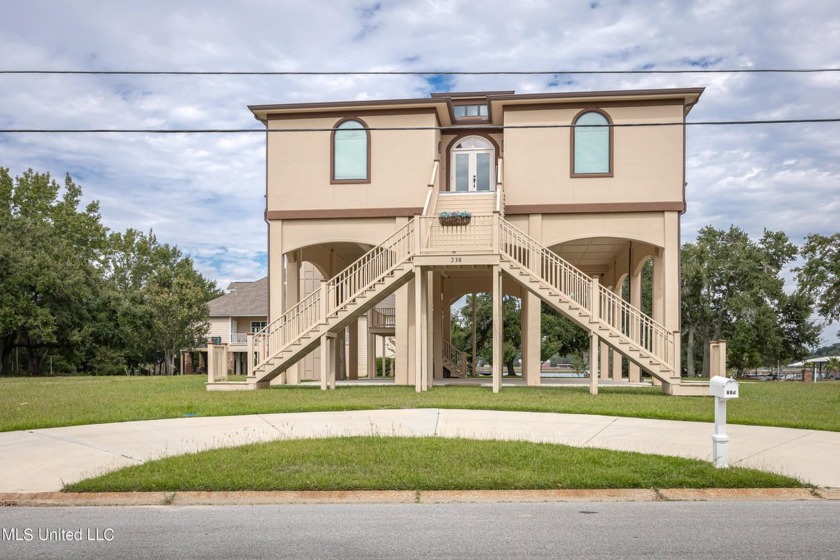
[2,68,840,76]
[1,118,839,134]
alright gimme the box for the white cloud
[2,0,839,345]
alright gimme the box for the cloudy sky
[1,0,838,342]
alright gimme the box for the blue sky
[1,0,838,343]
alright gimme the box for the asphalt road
[1,501,838,559]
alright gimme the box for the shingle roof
[208,277,268,317]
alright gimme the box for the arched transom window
[572,110,612,176]
[332,118,370,183]
[450,135,495,192]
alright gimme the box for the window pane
[466,105,478,117]
[334,121,367,180]
[479,104,488,117]
[476,152,490,191]
[454,106,466,118]
[574,112,609,174]
[455,153,469,192]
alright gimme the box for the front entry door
[451,136,494,192]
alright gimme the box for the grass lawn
[63,436,803,492]
[2,375,838,432]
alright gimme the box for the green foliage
[450,294,588,375]
[451,293,520,374]
[797,233,840,332]
[108,229,220,374]
[0,168,108,374]
[540,303,589,361]
[681,225,820,376]
[0,168,219,376]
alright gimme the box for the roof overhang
[249,87,705,126]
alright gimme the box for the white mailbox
[709,376,739,399]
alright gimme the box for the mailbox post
[709,376,739,468]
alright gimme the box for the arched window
[572,110,612,176]
[331,118,370,183]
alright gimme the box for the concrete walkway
[2,409,839,492]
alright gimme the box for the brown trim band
[505,202,685,215]
[266,207,424,220]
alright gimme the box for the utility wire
[1,118,839,134]
[2,68,840,76]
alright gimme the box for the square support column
[320,334,336,391]
[600,341,610,379]
[522,291,541,386]
[348,320,358,380]
[492,264,502,394]
[366,312,376,378]
[589,333,599,395]
[414,266,426,392]
[612,348,622,381]
[629,269,642,383]
[395,280,415,386]
[433,272,443,380]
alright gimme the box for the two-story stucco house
[208,87,705,395]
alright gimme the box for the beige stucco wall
[266,112,438,212]
[503,104,685,206]
[281,217,402,254]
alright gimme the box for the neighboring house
[198,269,393,379]
[213,87,705,395]
[204,277,269,375]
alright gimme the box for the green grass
[2,375,839,432]
[63,436,803,492]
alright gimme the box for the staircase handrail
[422,159,440,216]
[326,219,415,317]
[443,339,469,376]
[253,219,415,368]
[599,287,675,369]
[498,219,592,311]
[253,288,321,364]
[498,218,675,371]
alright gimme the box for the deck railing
[230,333,248,345]
[418,214,496,252]
[498,219,591,311]
[599,288,674,368]
[253,220,415,370]
[370,307,396,329]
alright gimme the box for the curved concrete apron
[1,409,837,492]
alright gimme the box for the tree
[825,357,840,379]
[0,168,220,376]
[451,294,588,376]
[106,229,220,375]
[540,303,589,361]
[681,226,819,376]
[0,168,108,374]
[797,233,840,334]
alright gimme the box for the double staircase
[231,186,685,393]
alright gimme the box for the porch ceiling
[550,237,630,276]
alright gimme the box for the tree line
[1,168,220,375]
[453,227,838,377]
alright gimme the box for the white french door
[451,136,494,192]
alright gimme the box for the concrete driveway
[2,409,838,492]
